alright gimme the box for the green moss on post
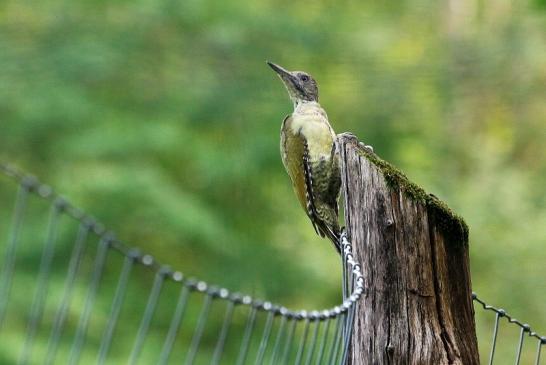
[357,148,469,246]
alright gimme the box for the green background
[1,0,545,363]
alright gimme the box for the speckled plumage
[280,102,341,251]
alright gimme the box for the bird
[267,61,342,253]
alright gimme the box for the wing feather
[302,141,322,236]
[280,114,340,252]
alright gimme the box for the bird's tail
[321,224,342,255]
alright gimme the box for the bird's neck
[293,100,326,118]
[293,98,317,109]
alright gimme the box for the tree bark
[338,134,479,365]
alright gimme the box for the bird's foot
[337,132,358,141]
[337,132,374,153]
[358,142,374,153]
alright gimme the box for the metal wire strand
[332,320,345,364]
[158,283,190,365]
[44,222,90,365]
[128,265,169,365]
[0,183,29,332]
[488,311,502,365]
[184,292,213,365]
[514,325,527,365]
[341,305,356,364]
[341,248,348,301]
[280,318,298,364]
[327,314,344,365]
[254,309,275,365]
[236,305,258,365]
[294,317,311,365]
[341,298,353,360]
[211,300,236,365]
[315,316,331,365]
[341,267,358,364]
[535,337,545,365]
[97,253,136,365]
[303,317,320,365]
[473,293,544,344]
[68,235,111,365]
[268,315,287,365]
[19,202,63,365]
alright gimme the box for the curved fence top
[0,162,364,320]
[0,162,363,365]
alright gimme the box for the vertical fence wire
[315,315,331,365]
[44,221,90,365]
[254,308,275,365]
[535,337,544,365]
[327,314,343,365]
[294,316,311,365]
[211,297,236,365]
[515,325,526,365]
[128,264,169,365]
[235,304,258,365]
[19,202,63,365]
[158,280,189,365]
[68,235,111,365]
[0,182,29,331]
[281,317,298,364]
[184,289,213,365]
[268,313,287,365]
[304,316,320,365]
[97,252,137,365]
[341,244,354,364]
[489,311,502,365]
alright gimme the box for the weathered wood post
[338,134,479,364]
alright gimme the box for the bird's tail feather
[321,225,341,254]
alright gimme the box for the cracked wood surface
[339,135,479,365]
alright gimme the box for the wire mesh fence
[473,294,545,365]
[0,163,362,365]
[0,162,543,364]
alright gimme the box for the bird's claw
[337,132,357,141]
[358,142,374,153]
[337,132,374,153]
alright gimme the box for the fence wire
[473,293,545,365]
[0,162,543,364]
[0,163,362,364]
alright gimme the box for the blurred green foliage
[1,0,545,363]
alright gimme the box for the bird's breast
[289,114,335,159]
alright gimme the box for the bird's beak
[267,61,302,96]
[267,61,291,78]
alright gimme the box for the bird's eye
[300,75,309,82]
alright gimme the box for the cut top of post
[338,134,469,247]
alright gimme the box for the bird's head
[267,61,318,105]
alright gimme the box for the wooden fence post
[338,134,479,364]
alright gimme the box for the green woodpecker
[267,61,341,253]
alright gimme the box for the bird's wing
[280,115,292,171]
[302,142,323,236]
[281,115,320,234]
